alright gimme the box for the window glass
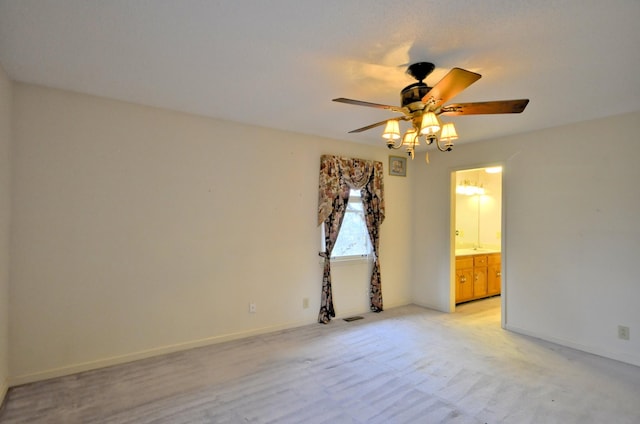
[331,190,372,258]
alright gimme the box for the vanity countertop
[455,248,501,257]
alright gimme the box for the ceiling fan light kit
[382,120,400,140]
[440,122,458,146]
[420,111,440,135]
[333,62,529,163]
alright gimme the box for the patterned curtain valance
[317,155,385,226]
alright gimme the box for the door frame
[449,163,506,329]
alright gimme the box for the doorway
[451,165,504,325]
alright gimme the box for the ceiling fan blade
[333,98,406,114]
[440,99,530,116]
[348,116,410,133]
[421,68,481,109]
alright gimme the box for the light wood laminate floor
[1,297,639,423]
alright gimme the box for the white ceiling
[1,1,639,147]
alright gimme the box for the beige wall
[0,64,12,402]
[9,83,412,384]
[411,111,640,366]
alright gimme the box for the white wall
[7,80,638,386]
[0,64,11,402]
[411,111,640,366]
[9,83,412,384]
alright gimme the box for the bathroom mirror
[455,167,502,253]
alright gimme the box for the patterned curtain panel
[317,155,385,323]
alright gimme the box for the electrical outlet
[302,298,309,309]
[618,325,630,340]
[249,303,256,313]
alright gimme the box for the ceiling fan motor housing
[402,62,436,111]
[401,83,431,111]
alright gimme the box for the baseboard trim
[333,299,412,320]
[10,317,317,387]
[0,378,8,408]
[505,324,640,368]
[410,300,449,313]
[10,301,414,387]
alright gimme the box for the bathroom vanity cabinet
[455,252,501,303]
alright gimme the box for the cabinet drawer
[456,257,474,269]
[474,255,488,266]
[488,253,501,265]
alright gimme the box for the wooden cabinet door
[473,266,488,298]
[456,268,474,302]
[487,263,501,295]
[487,254,501,295]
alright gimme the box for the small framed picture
[389,155,407,177]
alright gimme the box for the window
[330,189,372,259]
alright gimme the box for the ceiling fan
[333,62,529,161]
